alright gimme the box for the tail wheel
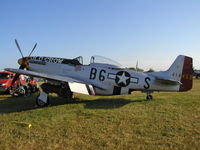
[146,95,153,100]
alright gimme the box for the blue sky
[1,0,200,71]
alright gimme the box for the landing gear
[58,84,73,99]
[35,82,73,107]
[145,91,153,100]
[36,92,49,107]
[146,94,153,100]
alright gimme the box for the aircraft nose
[18,58,23,65]
[17,57,30,70]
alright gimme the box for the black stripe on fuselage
[113,86,121,95]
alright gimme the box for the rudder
[179,56,193,91]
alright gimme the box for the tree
[146,68,155,72]
[127,67,144,72]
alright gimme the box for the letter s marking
[144,77,151,89]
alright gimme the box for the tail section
[179,56,193,91]
[167,55,193,91]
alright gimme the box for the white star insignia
[117,72,129,85]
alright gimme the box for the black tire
[36,93,49,107]
[58,88,74,103]
[58,87,73,98]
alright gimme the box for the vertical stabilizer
[167,55,193,91]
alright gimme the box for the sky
[0,0,200,71]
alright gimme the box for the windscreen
[90,55,122,67]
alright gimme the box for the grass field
[0,80,200,150]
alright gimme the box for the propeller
[15,39,24,58]
[11,39,37,85]
[29,43,37,57]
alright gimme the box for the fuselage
[26,56,180,96]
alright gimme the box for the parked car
[193,70,200,79]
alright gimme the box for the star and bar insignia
[107,71,139,95]
[108,71,138,87]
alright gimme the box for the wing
[5,68,81,83]
[5,68,107,90]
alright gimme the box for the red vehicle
[0,71,38,96]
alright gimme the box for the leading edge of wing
[5,68,78,82]
[4,68,107,89]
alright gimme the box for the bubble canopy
[90,55,122,67]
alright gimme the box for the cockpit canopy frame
[90,55,122,68]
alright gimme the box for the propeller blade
[29,43,37,56]
[11,39,33,86]
[15,39,24,58]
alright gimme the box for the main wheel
[36,93,49,107]
[58,88,74,103]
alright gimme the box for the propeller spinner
[11,39,37,85]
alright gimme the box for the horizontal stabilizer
[154,76,181,85]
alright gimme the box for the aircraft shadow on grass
[0,95,145,114]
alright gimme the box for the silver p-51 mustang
[5,40,193,107]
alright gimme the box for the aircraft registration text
[30,57,64,64]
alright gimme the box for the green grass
[0,80,200,150]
